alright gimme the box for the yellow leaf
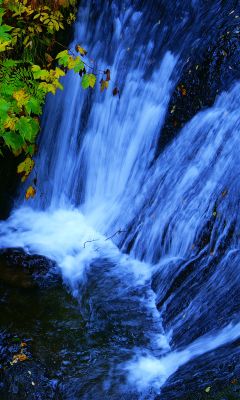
[205,387,211,393]
[17,157,35,181]
[4,117,17,131]
[76,44,87,56]
[50,67,65,79]
[45,53,53,64]
[100,79,109,92]
[67,56,76,69]
[0,41,11,52]
[23,35,30,45]
[39,82,56,94]
[25,186,36,200]
[12,353,28,363]
[13,89,30,107]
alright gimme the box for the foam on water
[126,322,240,393]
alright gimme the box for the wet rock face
[0,248,62,399]
[158,342,240,400]
[0,248,61,289]
[0,360,55,400]
[157,14,240,154]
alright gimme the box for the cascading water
[0,0,240,398]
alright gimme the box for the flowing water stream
[0,0,240,398]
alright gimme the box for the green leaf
[0,82,15,96]
[0,24,13,42]
[3,131,24,151]
[2,59,18,67]
[28,118,39,139]
[0,98,10,113]
[56,50,69,67]
[26,144,35,156]
[31,65,49,80]
[16,116,38,142]
[73,59,85,73]
[25,97,42,115]
[81,73,96,89]
[0,98,10,121]
[1,24,12,32]
[0,9,5,25]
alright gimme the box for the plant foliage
[0,0,114,198]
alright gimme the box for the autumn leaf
[4,116,17,130]
[0,40,11,52]
[25,185,36,200]
[81,73,96,89]
[100,79,109,92]
[53,67,65,79]
[58,0,69,6]
[10,353,28,365]
[17,157,35,181]
[113,87,119,96]
[13,89,30,109]
[104,69,111,81]
[38,82,56,94]
[45,52,53,66]
[221,189,228,197]
[75,44,87,56]
[179,84,187,96]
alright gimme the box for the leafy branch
[0,0,119,200]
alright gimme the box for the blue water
[0,0,240,398]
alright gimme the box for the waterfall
[0,0,240,398]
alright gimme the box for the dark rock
[156,12,240,155]
[0,361,55,400]
[0,247,63,400]
[0,248,61,289]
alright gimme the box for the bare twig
[83,239,99,248]
[105,229,127,241]
[83,229,127,249]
